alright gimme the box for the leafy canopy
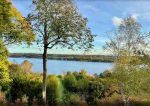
[28,0,94,50]
[0,0,35,46]
[0,0,35,91]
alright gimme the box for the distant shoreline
[9,53,115,62]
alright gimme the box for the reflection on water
[8,57,113,75]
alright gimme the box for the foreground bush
[7,64,42,105]
[62,71,106,105]
[1,63,150,106]
[47,75,63,105]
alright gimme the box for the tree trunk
[42,45,47,106]
[120,83,129,106]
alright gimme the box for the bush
[8,64,42,105]
[0,61,11,91]
[86,80,105,104]
[64,93,81,105]
[0,91,5,104]
[25,78,42,105]
[9,75,26,102]
[0,42,11,92]
[47,75,63,105]
[63,74,77,92]
[21,60,32,73]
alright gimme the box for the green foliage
[9,63,23,78]
[8,64,42,104]
[0,41,11,91]
[25,77,42,105]
[29,0,94,51]
[64,93,81,105]
[0,0,35,46]
[0,61,11,91]
[76,79,88,91]
[62,71,106,104]
[46,75,63,105]
[7,63,150,105]
[9,74,27,102]
[0,0,35,94]
[63,74,77,92]
[0,0,12,27]
[112,64,150,97]
[104,16,150,104]
[28,0,94,104]
[86,80,105,104]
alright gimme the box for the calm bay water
[8,57,113,75]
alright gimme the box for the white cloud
[112,16,123,26]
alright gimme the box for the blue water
[8,57,113,75]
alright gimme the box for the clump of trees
[62,70,106,105]
[0,62,113,106]
[1,59,150,106]
[104,16,150,106]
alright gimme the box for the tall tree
[104,16,150,106]
[0,0,35,91]
[28,0,94,105]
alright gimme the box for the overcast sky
[8,0,150,54]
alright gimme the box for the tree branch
[47,36,60,46]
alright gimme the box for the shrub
[63,74,77,92]
[64,93,81,105]
[47,75,63,105]
[21,60,32,73]
[25,78,42,105]
[86,81,105,104]
[0,61,11,91]
[0,91,5,104]
[8,64,42,105]
[9,75,27,102]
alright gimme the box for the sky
[8,0,150,55]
